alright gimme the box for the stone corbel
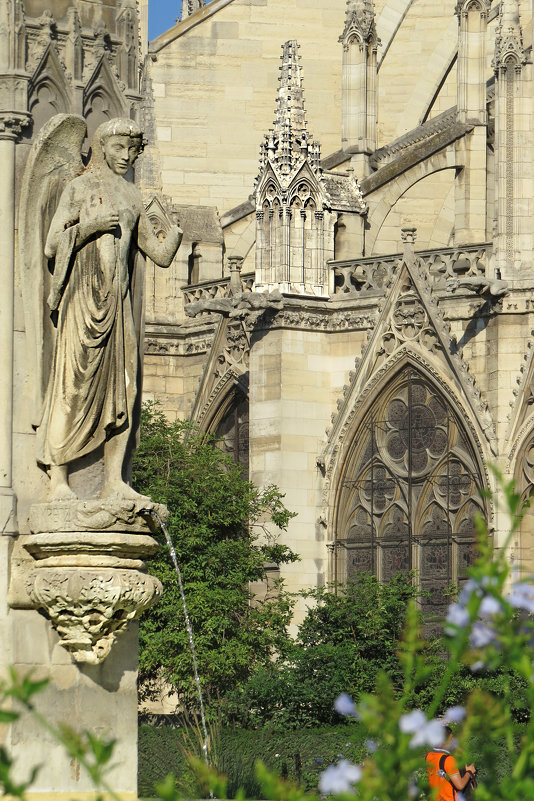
[22,498,165,664]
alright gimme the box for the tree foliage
[132,402,298,710]
[226,572,424,728]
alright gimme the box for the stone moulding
[23,499,166,664]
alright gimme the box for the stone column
[454,1,489,245]
[493,0,530,278]
[0,113,29,534]
[339,0,379,179]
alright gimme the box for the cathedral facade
[143,0,534,626]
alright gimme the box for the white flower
[443,706,466,724]
[445,603,470,631]
[399,709,427,734]
[318,760,362,795]
[334,693,358,718]
[459,579,481,605]
[470,621,495,648]
[479,595,502,618]
[508,582,534,615]
[410,719,445,748]
[471,660,485,672]
[400,710,445,748]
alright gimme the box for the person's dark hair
[444,725,453,741]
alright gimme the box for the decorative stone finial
[228,255,244,296]
[339,0,379,47]
[494,0,526,70]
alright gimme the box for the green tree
[227,572,424,728]
[132,401,298,711]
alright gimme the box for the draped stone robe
[37,168,149,468]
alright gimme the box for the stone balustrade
[330,243,492,296]
[183,272,255,305]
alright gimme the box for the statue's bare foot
[101,480,150,502]
[49,465,77,501]
[49,481,77,502]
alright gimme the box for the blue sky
[148,1,214,40]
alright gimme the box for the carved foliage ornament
[27,568,162,664]
[339,1,378,46]
[24,499,166,663]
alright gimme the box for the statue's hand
[79,212,120,241]
[92,211,120,234]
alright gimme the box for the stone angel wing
[19,113,86,427]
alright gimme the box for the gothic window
[514,436,534,577]
[335,367,485,621]
[212,389,249,479]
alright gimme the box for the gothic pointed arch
[28,45,71,133]
[83,57,128,145]
[205,381,250,477]
[510,425,534,576]
[332,362,487,622]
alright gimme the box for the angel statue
[20,115,182,501]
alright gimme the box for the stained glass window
[336,367,485,621]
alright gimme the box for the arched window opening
[514,437,534,577]
[212,389,249,479]
[335,367,485,624]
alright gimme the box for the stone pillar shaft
[0,134,15,489]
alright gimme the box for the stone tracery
[335,366,485,620]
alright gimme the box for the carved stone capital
[0,111,30,141]
[27,567,162,664]
[22,498,166,663]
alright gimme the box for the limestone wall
[148,0,460,215]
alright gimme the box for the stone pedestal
[23,498,164,664]
[4,498,165,799]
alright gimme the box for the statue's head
[89,118,144,175]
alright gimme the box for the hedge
[138,722,367,799]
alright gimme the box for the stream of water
[149,510,211,770]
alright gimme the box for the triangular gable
[190,317,249,428]
[83,55,128,118]
[29,44,71,111]
[323,235,497,476]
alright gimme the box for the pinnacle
[274,40,307,139]
[258,39,320,177]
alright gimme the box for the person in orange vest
[426,726,476,801]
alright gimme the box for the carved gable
[28,44,71,131]
[190,317,250,431]
[324,231,496,475]
[83,55,128,143]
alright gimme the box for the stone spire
[494,0,525,70]
[259,40,321,177]
[339,0,378,46]
[182,0,204,20]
